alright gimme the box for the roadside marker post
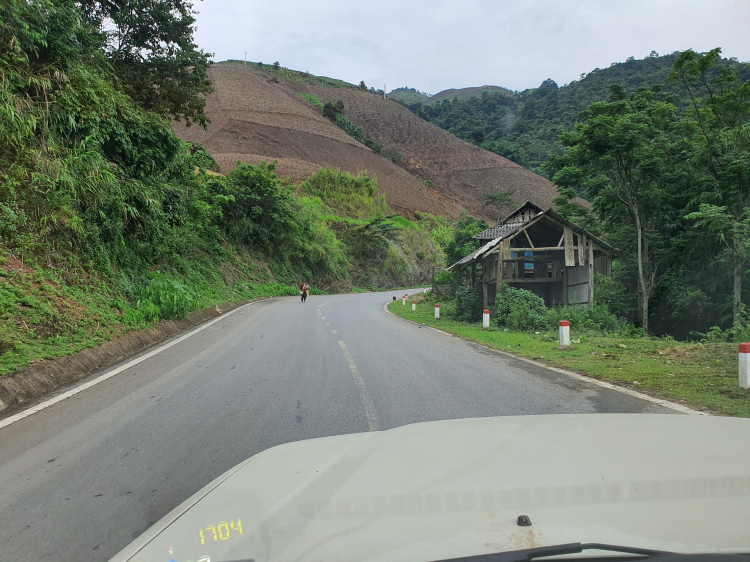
[402,296,406,305]
[559,320,570,346]
[412,301,416,311]
[483,309,490,329]
[435,304,440,319]
[740,343,750,389]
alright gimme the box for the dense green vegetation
[545,49,750,339]
[428,50,750,341]
[0,0,442,375]
[409,52,749,178]
[387,87,430,104]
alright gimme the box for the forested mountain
[386,87,430,104]
[425,85,513,105]
[409,53,750,177]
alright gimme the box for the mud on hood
[111,414,750,561]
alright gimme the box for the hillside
[409,52,750,177]
[0,5,446,378]
[387,87,430,104]
[174,63,462,219]
[176,63,566,221]
[426,85,513,105]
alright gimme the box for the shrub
[299,93,323,109]
[454,284,483,322]
[495,285,547,331]
[434,270,454,284]
[300,167,386,219]
[381,150,404,164]
[323,101,343,121]
[136,274,204,321]
[545,304,625,335]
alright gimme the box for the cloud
[194,0,750,93]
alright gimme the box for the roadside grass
[388,297,750,418]
[0,260,325,377]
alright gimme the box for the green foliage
[412,53,748,178]
[299,93,324,109]
[388,87,430,105]
[0,0,445,378]
[79,0,214,128]
[318,99,383,154]
[594,271,635,321]
[433,270,454,284]
[136,273,206,321]
[545,304,626,335]
[546,86,675,334]
[323,100,344,121]
[206,162,297,252]
[300,167,386,219]
[335,113,366,142]
[470,128,485,144]
[495,285,548,331]
[453,284,484,322]
[444,213,489,267]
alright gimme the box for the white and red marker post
[559,320,570,346]
[402,295,406,305]
[483,309,490,329]
[740,343,750,389]
[434,304,440,319]
[412,301,416,311]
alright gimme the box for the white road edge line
[0,299,277,431]
[383,300,707,417]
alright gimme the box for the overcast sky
[193,0,750,95]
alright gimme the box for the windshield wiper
[433,542,673,562]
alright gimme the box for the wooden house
[448,202,617,309]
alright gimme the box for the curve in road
[0,290,673,561]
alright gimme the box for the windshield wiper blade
[433,542,673,562]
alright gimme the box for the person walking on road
[300,281,309,303]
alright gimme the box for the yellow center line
[326,322,330,325]
[338,341,378,432]
[332,330,337,334]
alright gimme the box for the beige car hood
[111,414,750,562]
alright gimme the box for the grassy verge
[388,296,750,418]
[0,260,324,377]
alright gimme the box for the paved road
[0,290,673,561]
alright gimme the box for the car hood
[111,414,750,562]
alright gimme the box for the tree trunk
[635,212,649,334]
[734,237,742,327]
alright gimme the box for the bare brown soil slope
[297,84,566,219]
[174,64,461,218]
[175,63,572,222]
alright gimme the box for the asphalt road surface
[0,290,674,561]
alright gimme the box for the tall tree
[671,49,750,327]
[547,88,674,333]
[78,0,214,128]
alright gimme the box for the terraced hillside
[175,63,567,221]
[174,64,460,218]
